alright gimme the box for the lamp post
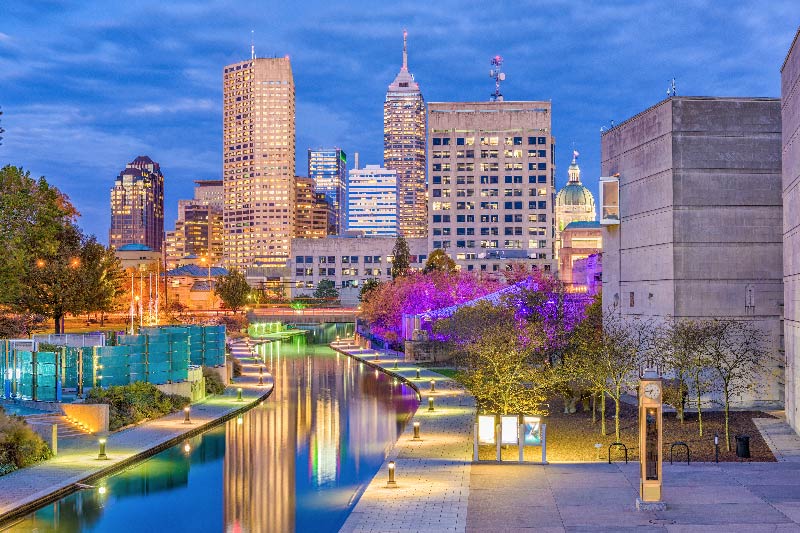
[387,461,397,487]
[413,421,421,440]
[98,438,108,460]
[183,406,191,424]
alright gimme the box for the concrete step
[25,413,93,438]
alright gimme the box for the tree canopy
[422,249,457,274]
[313,279,339,301]
[390,236,410,279]
[214,268,250,312]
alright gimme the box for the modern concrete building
[308,148,346,234]
[602,96,783,408]
[782,28,800,431]
[290,236,427,306]
[558,221,602,289]
[223,56,295,270]
[384,31,426,238]
[346,165,398,237]
[555,151,596,261]
[166,180,224,269]
[295,177,332,239]
[427,100,556,277]
[109,156,164,251]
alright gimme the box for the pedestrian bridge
[247,307,357,325]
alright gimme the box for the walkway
[334,340,475,533]
[0,337,271,526]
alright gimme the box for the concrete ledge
[61,403,109,434]
[636,498,667,511]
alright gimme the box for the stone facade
[601,96,784,408]
[783,29,800,431]
[558,221,602,288]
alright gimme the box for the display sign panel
[477,415,496,445]
[501,415,519,445]
[523,416,542,446]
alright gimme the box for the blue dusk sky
[0,1,797,244]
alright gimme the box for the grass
[428,367,460,380]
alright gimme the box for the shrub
[227,354,242,378]
[0,408,52,473]
[203,366,226,395]
[85,382,189,431]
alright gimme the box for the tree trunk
[53,313,63,334]
[100,312,105,327]
[724,387,731,451]
[696,380,703,437]
[600,393,606,436]
[614,388,621,442]
[592,393,597,424]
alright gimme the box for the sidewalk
[0,337,271,526]
[333,341,475,533]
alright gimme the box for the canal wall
[0,338,271,528]
[331,340,476,532]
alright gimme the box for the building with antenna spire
[384,30,426,238]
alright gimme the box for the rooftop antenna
[251,30,255,60]
[667,77,676,97]
[489,55,505,101]
[402,29,408,70]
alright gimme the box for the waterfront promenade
[333,339,800,532]
[0,338,271,526]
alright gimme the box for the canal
[5,328,418,532]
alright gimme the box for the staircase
[24,413,93,439]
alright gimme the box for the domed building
[555,150,596,260]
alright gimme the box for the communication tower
[489,55,505,101]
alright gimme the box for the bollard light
[236,415,243,425]
[336,335,340,343]
[98,438,108,460]
[428,397,435,411]
[98,486,107,495]
[258,366,264,386]
[236,387,243,402]
[416,368,421,379]
[183,406,191,424]
[430,380,436,393]
[413,421,421,440]
[184,443,191,453]
[393,359,398,369]
[387,460,397,487]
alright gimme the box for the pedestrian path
[754,412,800,462]
[334,339,475,533]
[0,336,272,526]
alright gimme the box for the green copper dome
[556,154,596,209]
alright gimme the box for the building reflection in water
[6,330,416,533]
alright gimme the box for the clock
[644,383,661,400]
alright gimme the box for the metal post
[31,351,38,401]
[496,424,502,462]
[518,424,524,463]
[473,423,479,462]
[714,433,719,463]
[541,423,548,464]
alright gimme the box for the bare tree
[660,318,711,426]
[705,319,769,450]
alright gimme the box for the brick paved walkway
[0,338,272,526]
[334,341,474,533]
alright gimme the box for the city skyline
[1,1,798,243]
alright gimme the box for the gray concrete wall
[783,29,800,431]
[602,96,783,408]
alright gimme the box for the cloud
[127,98,216,115]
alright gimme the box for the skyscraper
[109,155,164,251]
[223,56,295,270]
[427,101,556,276]
[165,180,224,268]
[346,165,398,237]
[308,148,346,234]
[384,30,426,238]
[295,177,332,239]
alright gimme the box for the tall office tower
[166,180,224,268]
[295,177,331,239]
[384,30,426,238]
[346,165,398,237]
[109,155,165,251]
[223,56,296,270]
[427,101,556,276]
[308,148,346,234]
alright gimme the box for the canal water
[6,328,418,532]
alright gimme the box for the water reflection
[6,334,417,533]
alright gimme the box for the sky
[0,1,798,244]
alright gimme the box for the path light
[393,359,398,369]
[236,387,243,402]
[413,422,421,440]
[183,406,191,424]
[259,366,264,386]
[387,461,397,487]
[184,443,191,453]
[236,415,243,425]
[98,486,107,495]
[430,380,436,393]
[428,397,435,412]
[98,438,108,460]
[416,368,421,379]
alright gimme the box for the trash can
[735,435,751,459]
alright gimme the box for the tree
[0,106,4,145]
[422,249,457,274]
[359,278,381,302]
[77,238,126,324]
[458,326,553,416]
[390,236,410,279]
[313,279,339,301]
[433,301,515,346]
[660,319,710,425]
[705,319,768,450]
[214,268,250,313]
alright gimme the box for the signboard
[500,415,519,445]
[523,416,542,446]
[477,415,496,444]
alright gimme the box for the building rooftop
[564,221,602,230]
[117,243,154,252]
[166,264,228,277]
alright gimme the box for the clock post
[637,369,667,511]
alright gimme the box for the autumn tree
[422,249,457,274]
[390,236,410,279]
[359,278,381,302]
[214,268,250,312]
